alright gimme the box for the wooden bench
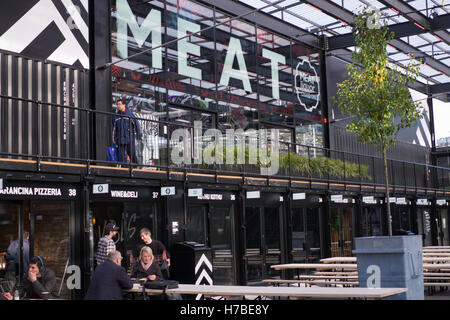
[262,279,359,288]
[296,275,359,280]
[313,271,358,276]
[424,283,450,287]
[424,272,450,276]
[424,277,450,281]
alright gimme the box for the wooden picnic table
[423,257,450,263]
[271,263,358,271]
[423,248,450,252]
[423,263,450,270]
[320,257,357,264]
[296,275,359,280]
[313,271,358,276]
[423,252,450,257]
[424,246,450,249]
[127,283,406,300]
[262,279,359,288]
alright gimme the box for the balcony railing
[0,93,448,193]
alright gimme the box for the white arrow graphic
[195,269,213,285]
[195,253,213,274]
[195,269,214,300]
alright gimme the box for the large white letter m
[116,0,162,68]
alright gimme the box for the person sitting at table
[85,250,133,300]
[131,246,163,282]
[22,256,57,299]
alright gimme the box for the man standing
[138,228,170,278]
[85,251,133,300]
[96,223,119,266]
[112,98,141,165]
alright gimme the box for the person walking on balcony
[112,98,142,165]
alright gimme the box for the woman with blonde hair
[130,246,163,282]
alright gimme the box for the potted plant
[333,6,425,300]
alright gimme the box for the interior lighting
[414,22,425,30]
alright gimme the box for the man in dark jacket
[22,256,57,299]
[85,250,133,300]
[112,99,141,164]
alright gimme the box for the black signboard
[188,190,236,202]
[0,181,79,200]
[90,184,159,201]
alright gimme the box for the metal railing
[0,93,449,193]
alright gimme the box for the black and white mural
[0,0,88,69]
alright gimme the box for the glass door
[244,205,282,283]
[123,202,157,267]
[209,205,234,285]
[291,207,321,263]
[30,202,70,299]
[0,201,72,299]
[186,205,208,245]
[330,207,354,257]
[440,209,449,246]
[392,206,412,233]
[416,208,432,247]
[264,207,282,279]
[185,203,235,285]
[360,207,382,237]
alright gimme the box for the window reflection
[110,0,325,169]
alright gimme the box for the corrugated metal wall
[330,125,430,164]
[0,52,88,160]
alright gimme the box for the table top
[423,257,450,263]
[423,252,450,257]
[128,284,406,300]
[423,263,450,270]
[424,246,450,249]
[271,263,358,270]
[320,257,357,263]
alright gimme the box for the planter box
[353,235,423,300]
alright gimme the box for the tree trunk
[383,147,392,237]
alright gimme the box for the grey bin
[353,235,423,300]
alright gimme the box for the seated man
[22,256,57,299]
[85,250,133,300]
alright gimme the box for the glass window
[186,205,206,244]
[33,203,70,299]
[110,0,325,168]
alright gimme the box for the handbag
[145,279,179,290]
[106,146,118,162]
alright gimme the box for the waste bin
[353,235,423,300]
[171,241,213,285]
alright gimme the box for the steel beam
[430,82,450,95]
[195,0,320,49]
[329,14,450,50]
[377,0,450,45]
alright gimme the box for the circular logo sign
[294,58,320,112]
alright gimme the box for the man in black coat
[85,250,133,300]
